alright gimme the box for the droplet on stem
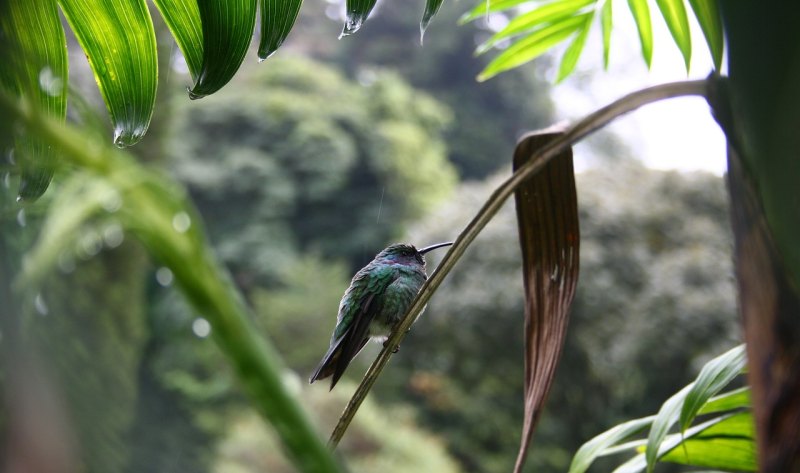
[34,293,49,315]
[192,318,211,338]
[103,223,124,248]
[172,212,191,233]
[76,230,103,260]
[155,267,173,287]
[101,189,122,213]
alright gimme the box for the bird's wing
[309,267,398,390]
[330,291,380,387]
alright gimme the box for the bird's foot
[383,340,400,353]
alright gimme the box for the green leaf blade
[645,345,746,473]
[152,0,204,81]
[59,0,157,148]
[340,0,379,37]
[460,0,529,24]
[688,0,723,70]
[258,0,303,60]
[614,413,734,473]
[627,0,652,67]
[188,0,257,99]
[478,13,590,81]
[568,416,655,473]
[600,0,613,69]
[698,386,751,415]
[644,383,693,473]
[0,0,67,199]
[480,0,594,51]
[421,0,446,40]
[679,344,747,432]
[556,12,594,82]
[655,0,692,71]
[661,412,756,471]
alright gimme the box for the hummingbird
[309,241,453,390]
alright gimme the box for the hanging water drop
[155,267,173,287]
[78,230,102,259]
[16,209,26,227]
[192,317,211,338]
[172,212,191,233]
[339,15,363,38]
[113,129,131,148]
[2,173,9,189]
[113,123,146,148]
[7,148,15,165]
[34,293,49,315]
[102,223,124,248]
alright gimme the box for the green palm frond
[466,0,724,81]
[568,345,754,473]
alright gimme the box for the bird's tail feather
[308,338,344,385]
[308,336,369,390]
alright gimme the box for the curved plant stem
[328,78,712,448]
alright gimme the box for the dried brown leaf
[512,130,580,473]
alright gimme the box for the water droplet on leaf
[34,293,49,315]
[155,267,173,286]
[102,223,124,248]
[113,126,145,148]
[172,212,191,233]
[187,87,205,100]
[340,15,364,38]
[101,189,122,213]
[78,230,102,259]
[192,317,211,338]
[16,209,26,227]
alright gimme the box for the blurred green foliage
[30,244,149,473]
[168,56,456,281]
[216,382,461,473]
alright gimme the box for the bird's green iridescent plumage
[309,242,450,389]
[335,263,422,340]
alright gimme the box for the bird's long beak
[418,241,454,255]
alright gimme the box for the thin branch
[328,78,712,447]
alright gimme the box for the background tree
[167,56,456,277]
